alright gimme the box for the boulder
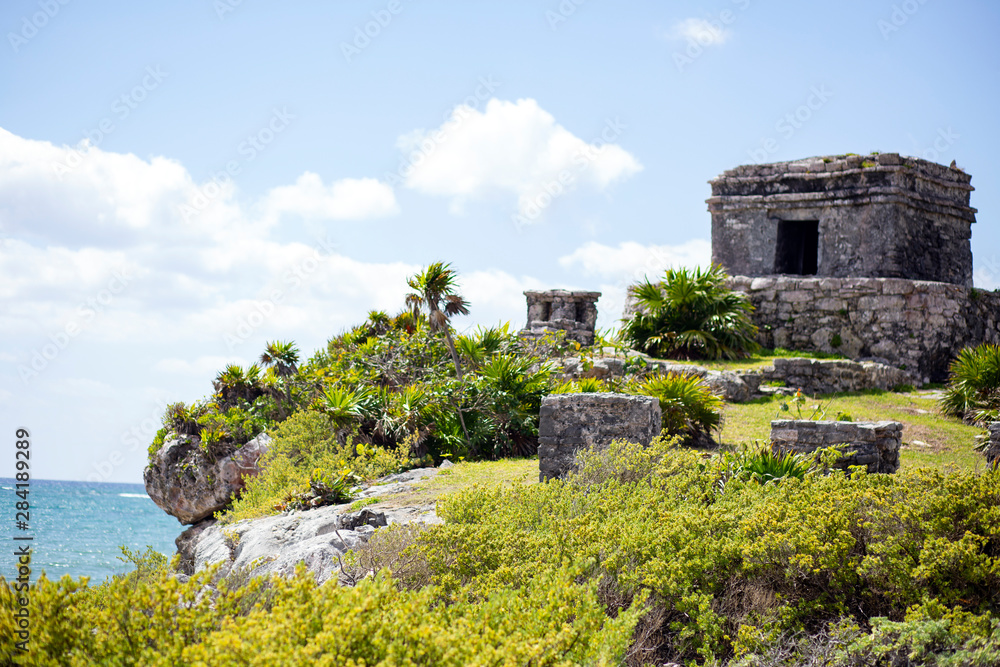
[175,502,440,582]
[144,432,271,524]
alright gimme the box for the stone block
[770,419,902,473]
[537,393,662,481]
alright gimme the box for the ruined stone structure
[771,420,902,474]
[709,153,976,286]
[522,290,600,346]
[538,393,661,481]
[728,276,1000,382]
[704,154,1000,382]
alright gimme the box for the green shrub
[630,372,723,443]
[0,563,642,665]
[552,377,608,394]
[940,343,1000,425]
[621,264,760,360]
[221,409,408,523]
[421,448,1000,664]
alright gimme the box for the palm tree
[405,262,472,449]
[260,340,300,412]
[405,262,471,379]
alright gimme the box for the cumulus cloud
[398,98,642,219]
[258,173,399,226]
[559,239,713,330]
[666,18,732,46]
[0,125,546,358]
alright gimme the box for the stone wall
[771,420,902,473]
[538,393,661,481]
[729,275,1000,383]
[709,153,976,286]
[522,289,601,346]
[759,357,914,394]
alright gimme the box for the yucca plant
[621,264,760,360]
[940,343,1000,425]
[630,372,723,445]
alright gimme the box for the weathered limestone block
[984,423,1000,467]
[770,420,902,473]
[538,393,662,481]
[144,432,271,524]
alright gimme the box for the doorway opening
[773,220,819,275]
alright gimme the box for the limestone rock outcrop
[175,467,445,583]
[144,432,271,524]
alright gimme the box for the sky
[1,0,998,483]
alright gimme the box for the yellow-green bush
[0,561,641,666]
[418,449,1000,664]
[221,409,409,523]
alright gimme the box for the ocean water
[0,478,182,583]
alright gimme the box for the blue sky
[1,0,998,483]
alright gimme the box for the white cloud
[258,173,398,225]
[559,239,712,283]
[666,18,731,46]
[398,98,642,218]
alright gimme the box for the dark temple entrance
[773,220,819,275]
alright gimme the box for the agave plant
[940,343,1000,425]
[621,264,760,360]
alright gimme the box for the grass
[719,389,987,472]
[650,348,847,372]
[361,458,538,508]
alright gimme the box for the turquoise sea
[0,478,182,583]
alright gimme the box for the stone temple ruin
[708,154,1000,382]
[521,289,600,346]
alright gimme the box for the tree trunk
[432,304,472,452]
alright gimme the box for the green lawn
[719,389,988,472]
[357,457,539,508]
[641,348,847,372]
